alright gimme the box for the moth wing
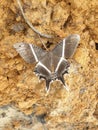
[52,34,80,58]
[52,55,70,91]
[52,42,63,58]
[35,61,51,92]
[64,34,80,58]
[13,42,47,63]
[34,53,52,76]
[34,53,52,92]
[52,55,61,71]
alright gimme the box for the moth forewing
[13,43,35,63]
[52,34,80,59]
[13,42,47,63]
[64,34,80,58]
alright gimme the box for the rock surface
[0,0,98,129]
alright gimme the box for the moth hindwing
[14,34,80,92]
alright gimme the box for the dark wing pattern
[34,53,53,92]
[52,56,70,91]
[13,42,47,63]
[34,53,52,78]
[34,62,51,92]
[52,34,80,59]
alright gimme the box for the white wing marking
[55,57,63,72]
[38,62,51,74]
[29,44,38,62]
[55,39,66,72]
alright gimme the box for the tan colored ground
[0,0,98,129]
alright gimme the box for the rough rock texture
[0,0,98,129]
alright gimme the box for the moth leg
[58,76,70,91]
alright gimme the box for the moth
[13,34,80,92]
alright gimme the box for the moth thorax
[50,72,57,80]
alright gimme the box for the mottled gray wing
[13,42,47,63]
[52,34,80,58]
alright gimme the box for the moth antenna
[38,35,48,51]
